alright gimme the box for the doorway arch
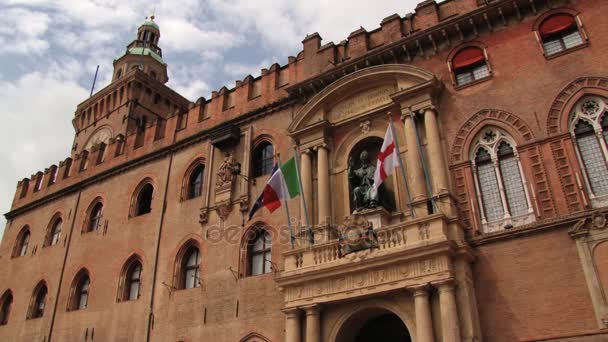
[332,303,413,342]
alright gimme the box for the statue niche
[347,137,395,213]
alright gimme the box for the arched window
[28,282,47,319]
[115,69,122,80]
[451,47,490,87]
[538,13,584,56]
[134,183,154,216]
[470,127,534,233]
[47,217,62,246]
[252,141,274,178]
[0,291,12,325]
[85,201,103,233]
[177,244,201,290]
[13,226,30,258]
[119,258,142,301]
[69,270,90,311]
[186,164,205,200]
[247,228,272,276]
[570,96,608,207]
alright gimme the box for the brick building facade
[0,0,607,341]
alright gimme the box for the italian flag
[248,157,300,220]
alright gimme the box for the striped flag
[248,157,300,220]
[373,124,398,192]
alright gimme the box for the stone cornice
[4,96,295,220]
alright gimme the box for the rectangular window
[499,156,528,217]
[477,163,504,223]
[456,64,489,86]
[543,30,584,56]
[577,135,608,196]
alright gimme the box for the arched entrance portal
[335,307,412,342]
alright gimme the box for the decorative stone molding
[547,76,608,135]
[282,255,450,304]
[450,109,533,163]
[215,152,239,190]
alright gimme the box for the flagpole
[408,107,438,214]
[276,154,295,249]
[293,146,314,245]
[388,113,416,218]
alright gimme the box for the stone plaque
[330,85,395,121]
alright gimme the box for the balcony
[275,213,468,308]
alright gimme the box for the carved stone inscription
[330,85,395,121]
[285,256,447,302]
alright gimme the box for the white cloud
[0,68,89,234]
[0,8,50,55]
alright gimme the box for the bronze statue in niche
[348,150,379,209]
[347,137,395,212]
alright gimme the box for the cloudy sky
[0,0,421,237]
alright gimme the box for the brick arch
[547,76,608,135]
[450,109,534,163]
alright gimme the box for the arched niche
[347,136,396,213]
[289,65,438,135]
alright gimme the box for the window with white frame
[471,127,535,233]
[570,96,608,207]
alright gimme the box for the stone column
[412,285,435,342]
[437,280,462,342]
[423,108,449,196]
[316,144,330,226]
[283,308,302,342]
[300,149,313,226]
[402,110,428,217]
[303,304,321,342]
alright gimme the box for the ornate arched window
[133,182,154,216]
[450,46,491,87]
[84,201,103,233]
[246,228,272,276]
[537,13,585,57]
[69,270,90,311]
[118,257,142,301]
[13,226,30,258]
[0,290,13,325]
[569,96,608,207]
[185,163,205,200]
[470,127,534,233]
[252,141,274,178]
[46,216,62,247]
[28,281,47,319]
[175,243,201,290]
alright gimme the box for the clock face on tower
[84,127,113,150]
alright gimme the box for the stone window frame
[469,127,535,233]
[67,268,91,311]
[446,42,492,89]
[83,198,104,234]
[181,158,206,201]
[27,280,48,320]
[129,178,155,218]
[117,255,143,302]
[0,290,13,325]
[44,213,63,247]
[240,223,274,278]
[532,8,589,60]
[569,96,608,208]
[173,240,201,290]
[251,138,275,179]
[12,225,31,258]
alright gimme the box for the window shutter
[452,47,485,70]
[539,14,575,38]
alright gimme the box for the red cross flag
[373,124,398,192]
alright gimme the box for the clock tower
[70,15,190,157]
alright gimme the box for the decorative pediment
[288,64,439,136]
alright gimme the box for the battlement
[9,0,546,214]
